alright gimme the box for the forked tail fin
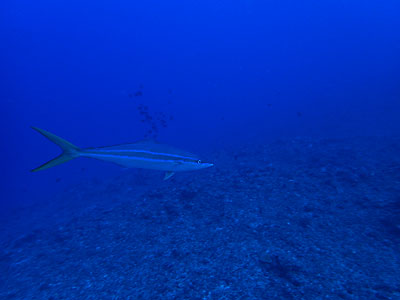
[31,126,80,172]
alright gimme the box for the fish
[31,127,213,180]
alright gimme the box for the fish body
[80,142,211,172]
[31,127,213,179]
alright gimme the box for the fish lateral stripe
[85,149,200,162]
[82,152,199,165]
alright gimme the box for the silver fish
[31,127,213,180]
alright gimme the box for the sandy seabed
[1,136,399,299]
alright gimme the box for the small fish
[31,127,213,180]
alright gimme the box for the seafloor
[1,137,400,299]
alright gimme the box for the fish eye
[197,160,201,164]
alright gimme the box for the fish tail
[31,126,80,172]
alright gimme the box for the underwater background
[1,0,400,299]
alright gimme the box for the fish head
[195,160,214,170]
[175,159,214,171]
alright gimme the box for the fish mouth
[202,163,214,168]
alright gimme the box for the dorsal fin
[134,138,158,145]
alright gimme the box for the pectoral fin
[164,172,175,180]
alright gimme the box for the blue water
[1,1,400,299]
